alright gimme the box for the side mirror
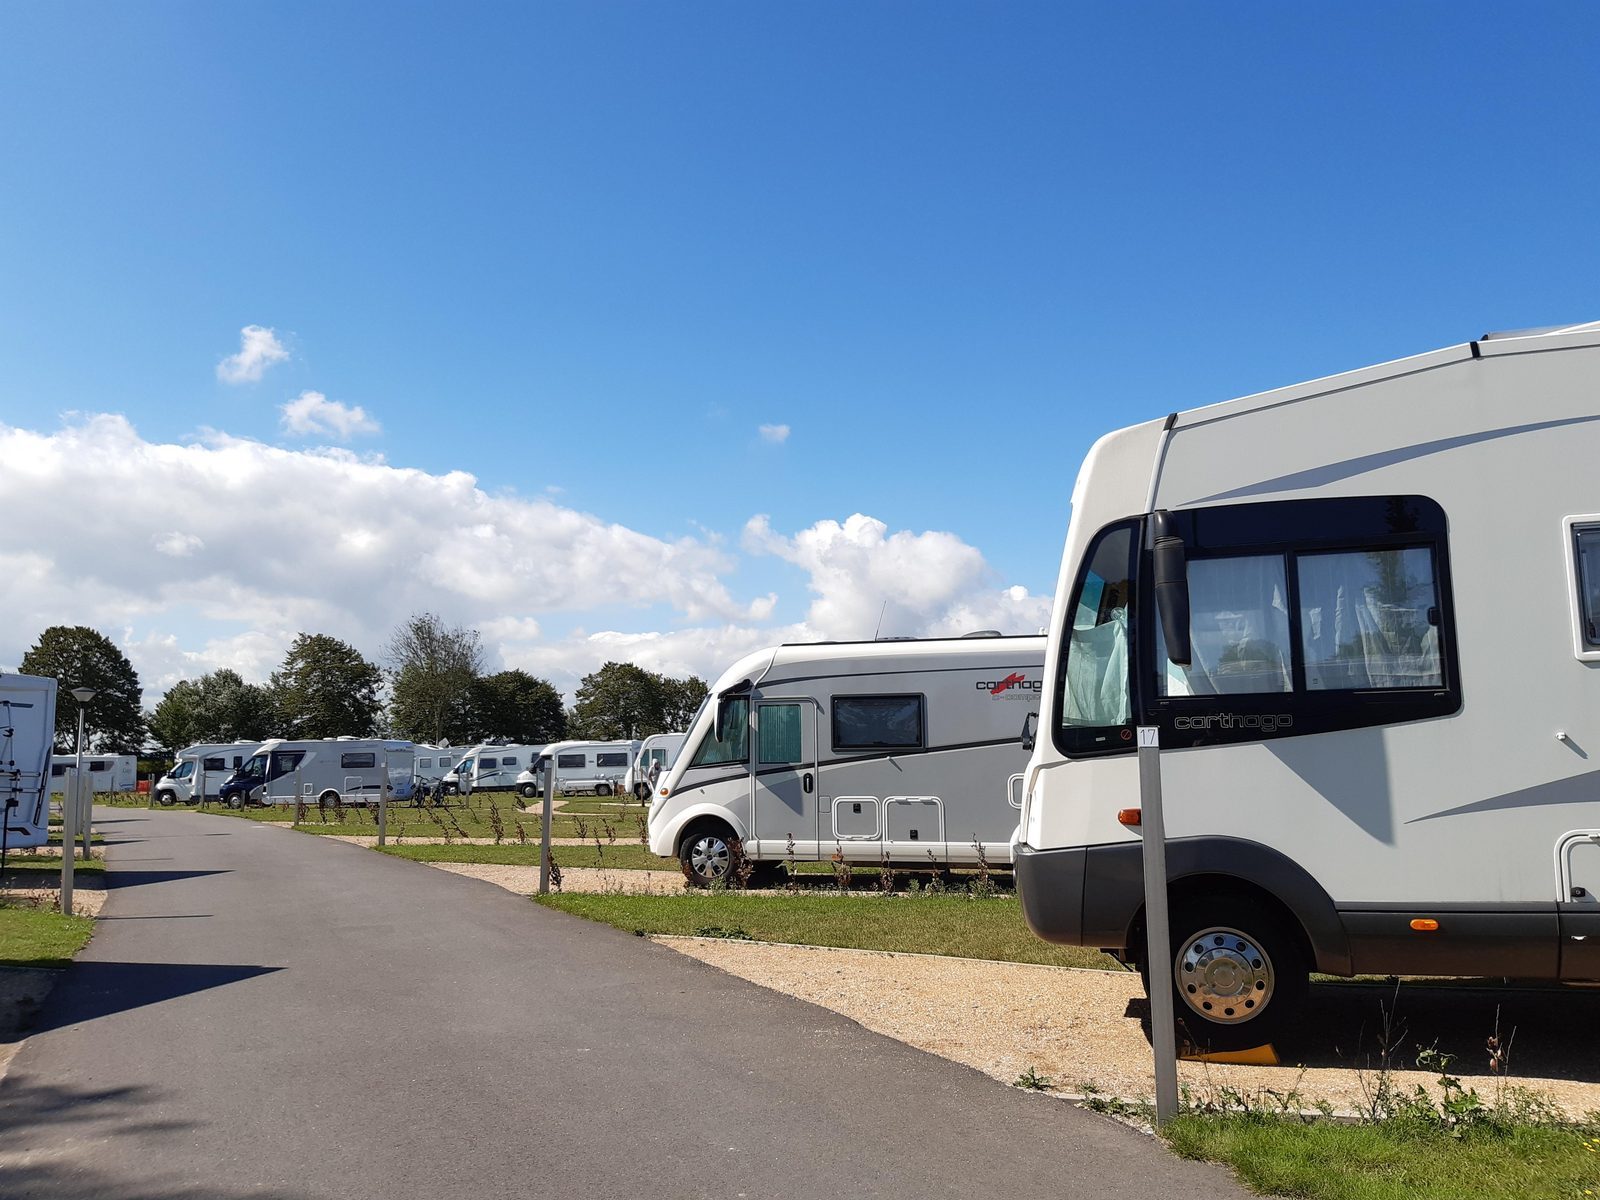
[713,698,730,743]
[1152,510,1192,667]
[1020,711,1038,752]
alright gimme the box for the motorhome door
[752,701,818,858]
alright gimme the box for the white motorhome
[440,743,542,796]
[221,738,415,808]
[153,742,258,805]
[49,754,136,794]
[1015,321,1600,1051]
[624,733,686,802]
[0,673,57,853]
[518,739,639,799]
[650,635,1046,885]
[412,746,459,788]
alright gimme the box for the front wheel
[679,825,734,888]
[520,783,537,799]
[156,790,177,807]
[596,783,612,797]
[1148,897,1307,1053]
[226,790,246,810]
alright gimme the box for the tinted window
[596,752,627,768]
[502,756,518,767]
[268,751,306,779]
[171,761,194,779]
[89,760,110,772]
[557,754,586,769]
[832,696,923,751]
[203,757,226,770]
[340,752,376,769]
[690,697,749,766]
[51,763,67,777]
[759,704,804,764]
[1577,524,1600,649]
[439,755,453,769]
[418,757,432,769]
[479,757,498,770]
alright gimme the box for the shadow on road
[0,1075,312,1200]
[106,869,232,888]
[30,961,281,1034]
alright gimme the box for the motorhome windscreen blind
[759,704,803,763]
[1577,526,1600,647]
[1061,524,1134,734]
[596,752,627,768]
[557,754,586,768]
[1158,555,1292,695]
[832,696,923,750]
[341,753,376,769]
[690,697,749,766]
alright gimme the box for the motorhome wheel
[227,791,246,810]
[595,783,612,796]
[156,790,177,807]
[679,824,734,887]
[520,783,537,799]
[319,790,340,807]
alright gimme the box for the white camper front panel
[1,674,57,850]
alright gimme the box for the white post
[60,769,76,914]
[72,705,86,862]
[79,772,91,859]
[537,757,554,894]
[378,746,388,847]
[1138,725,1180,1125]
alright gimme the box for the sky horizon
[4,4,1598,704]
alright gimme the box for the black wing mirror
[1152,510,1192,667]
[1020,711,1038,752]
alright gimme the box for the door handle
[803,772,814,794]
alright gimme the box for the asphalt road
[0,807,1245,1200]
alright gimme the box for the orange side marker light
[1117,808,1142,827]
[1411,918,1440,932]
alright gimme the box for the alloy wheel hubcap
[690,836,730,880]
[1175,926,1273,1025]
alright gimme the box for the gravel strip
[0,880,107,917]
[426,862,688,895]
[327,835,600,848]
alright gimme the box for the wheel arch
[658,804,748,858]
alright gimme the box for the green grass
[378,842,679,871]
[1,855,106,876]
[538,891,1121,969]
[0,903,96,967]
[556,798,649,814]
[1164,1115,1600,1200]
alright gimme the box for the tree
[466,670,568,743]
[658,674,710,729]
[269,634,383,738]
[20,625,146,752]
[147,679,202,750]
[385,613,485,745]
[146,669,277,750]
[568,663,710,740]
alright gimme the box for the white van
[518,740,639,799]
[49,754,136,794]
[412,746,459,788]
[1015,321,1600,1050]
[624,733,686,802]
[222,739,415,808]
[154,742,258,805]
[650,634,1046,885]
[1,673,57,851]
[440,743,542,796]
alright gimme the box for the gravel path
[327,834,602,848]
[0,878,107,917]
[427,862,687,895]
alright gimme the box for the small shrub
[831,843,852,891]
[1014,1066,1053,1092]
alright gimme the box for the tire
[596,783,612,797]
[226,790,246,810]
[678,822,735,888]
[318,790,340,807]
[156,790,177,807]
[1146,896,1307,1053]
[634,784,650,804]
[520,783,537,799]
[444,783,458,797]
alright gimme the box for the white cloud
[280,391,381,440]
[216,325,289,384]
[758,423,790,444]
[153,531,204,558]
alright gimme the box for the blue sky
[3,3,1598,698]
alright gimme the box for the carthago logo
[977,673,1042,697]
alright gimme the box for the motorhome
[624,733,686,802]
[440,743,542,796]
[1014,321,1600,1051]
[518,739,639,799]
[153,742,258,805]
[412,746,459,788]
[219,739,415,808]
[49,753,136,794]
[649,635,1046,885]
[0,673,57,853]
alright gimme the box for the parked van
[0,673,57,851]
[220,739,415,808]
[49,754,136,794]
[412,746,459,788]
[624,733,686,802]
[1015,321,1600,1050]
[440,743,542,796]
[153,742,258,805]
[650,634,1046,885]
[518,740,639,799]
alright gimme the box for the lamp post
[61,686,95,913]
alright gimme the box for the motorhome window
[1576,524,1600,648]
[1055,521,1136,755]
[690,696,749,766]
[340,753,376,769]
[267,751,306,779]
[1298,548,1442,689]
[648,749,668,767]
[171,761,193,779]
[502,756,517,766]
[418,757,432,769]
[1158,555,1292,696]
[51,764,67,777]
[440,756,453,769]
[596,752,627,768]
[759,704,804,763]
[203,757,226,770]
[557,754,586,769]
[243,754,266,775]
[832,696,923,751]
[89,760,110,772]
[480,757,498,770]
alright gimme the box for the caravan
[1015,321,1600,1049]
[219,739,415,808]
[49,754,136,794]
[0,673,57,853]
[518,740,639,798]
[153,742,258,805]
[624,733,686,802]
[440,743,542,796]
[412,746,459,789]
[649,635,1046,885]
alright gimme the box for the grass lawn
[1165,1115,1600,1200]
[0,903,96,968]
[2,855,106,876]
[378,842,678,871]
[539,891,1120,969]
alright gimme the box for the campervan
[49,754,136,794]
[518,740,639,799]
[154,742,258,805]
[1015,321,1600,1050]
[624,733,686,802]
[649,635,1046,885]
[412,746,459,789]
[0,673,57,852]
[219,739,415,808]
[440,743,542,796]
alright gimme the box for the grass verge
[378,843,677,871]
[0,904,96,968]
[539,891,1119,969]
[2,856,106,876]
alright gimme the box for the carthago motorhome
[518,740,639,798]
[1015,321,1600,1050]
[219,739,415,808]
[154,742,257,805]
[49,753,136,794]
[441,743,542,795]
[625,733,686,802]
[1,673,57,853]
[650,634,1046,885]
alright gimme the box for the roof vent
[961,630,1003,638]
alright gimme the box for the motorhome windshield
[689,696,748,766]
[241,753,267,776]
[1054,521,1136,755]
[170,760,194,780]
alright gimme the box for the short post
[79,774,91,859]
[537,757,554,895]
[60,769,76,914]
[378,749,389,847]
[1138,725,1180,1125]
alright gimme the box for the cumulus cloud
[280,391,381,439]
[758,423,790,444]
[153,531,204,558]
[216,325,289,384]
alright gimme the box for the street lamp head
[70,687,96,704]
